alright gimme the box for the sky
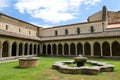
[0,0,120,28]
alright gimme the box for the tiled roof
[0,29,40,41]
[40,31,120,41]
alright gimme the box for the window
[29,31,31,34]
[90,26,94,33]
[55,30,58,36]
[77,28,80,34]
[65,29,68,35]
[6,25,8,30]
[19,28,21,33]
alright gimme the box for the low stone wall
[52,60,114,75]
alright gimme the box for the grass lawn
[0,57,120,80]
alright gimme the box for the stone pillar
[69,44,70,56]
[8,43,12,57]
[22,44,25,56]
[40,44,43,55]
[0,47,2,58]
[110,44,112,57]
[62,44,64,56]
[32,45,34,55]
[75,44,77,56]
[51,44,53,55]
[27,44,30,55]
[83,44,85,56]
[100,44,103,56]
[91,44,94,56]
[36,45,38,55]
[56,45,58,56]
[16,44,19,57]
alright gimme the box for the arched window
[90,26,94,33]
[65,29,68,35]
[77,28,80,34]
[55,30,58,36]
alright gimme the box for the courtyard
[0,57,120,80]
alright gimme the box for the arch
[29,44,32,55]
[58,44,62,55]
[34,44,36,55]
[38,44,40,55]
[77,43,83,55]
[18,43,23,56]
[47,44,51,55]
[52,44,57,55]
[64,43,69,55]
[94,42,101,56]
[2,41,9,57]
[43,44,46,55]
[102,42,110,56]
[84,42,91,56]
[24,43,28,55]
[70,43,76,55]
[12,42,17,56]
[112,41,120,56]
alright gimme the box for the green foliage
[0,57,120,80]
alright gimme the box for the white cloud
[15,0,101,24]
[31,22,52,28]
[0,0,11,10]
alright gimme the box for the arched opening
[2,41,9,57]
[64,43,69,55]
[43,44,46,55]
[38,45,40,55]
[102,42,110,56]
[12,42,17,56]
[112,41,120,56]
[24,43,28,55]
[94,42,101,56]
[18,43,23,56]
[84,43,91,56]
[70,43,76,55]
[29,44,32,55]
[53,44,57,55]
[77,43,83,55]
[47,44,51,55]
[58,44,62,55]
[34,44,36,55]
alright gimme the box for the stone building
[0,6,120,60]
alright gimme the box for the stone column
[75,44,77,56]
[69,44,70,56]
[56,45,58,56]
[40,44,43,55]
[91,44,94,56]
[16,44,19,57]
[110,44,112,57]
[22,44,25,56]
[32,45,34,55]
[83,44,85,56]
[51,44,53,55]
[62,44,64,56]
[8,43,12,57]
[100,43,103,56]
[36,45,38,55]
[46,45,48,55]
[0,47,2,58]
[27,44,30,55]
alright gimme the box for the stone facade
[0,6,120,60]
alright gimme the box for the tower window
[90,26,94,33]
[55,30,58,36]
[77,28,80,34]
[19,28,21,32]
[6,25,8,30]
[65,29,68,35]
[29,31,31,34]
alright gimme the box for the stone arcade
[0,6,120,60]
